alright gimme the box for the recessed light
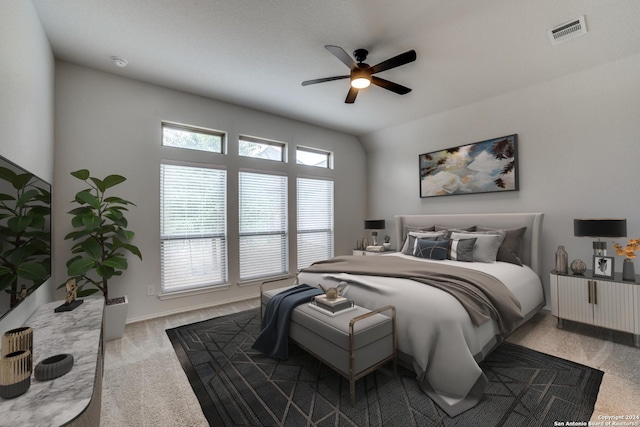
[111,56,128,68]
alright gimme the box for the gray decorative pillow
[400,225,435,251]
[476,226,527,266]
[400,231,445,255]
[448,238,477,262]
[449,231,506,263]
[434,225,477,232]
[413,238,450,260]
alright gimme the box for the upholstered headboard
[395,213,544,276]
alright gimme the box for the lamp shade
[573,219,627,238]
[364,219,385,230]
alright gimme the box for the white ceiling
[31,0,640,136]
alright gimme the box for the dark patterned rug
[166,308,603,426]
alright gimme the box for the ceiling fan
[302,45,417,104]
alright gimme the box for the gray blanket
[252,284,323,359]
[304,255,523,335]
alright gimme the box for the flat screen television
[0,154,51,320]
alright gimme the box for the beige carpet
[101,301,640,426]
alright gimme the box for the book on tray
[312,295,355,313]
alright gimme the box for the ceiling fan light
[351,77,370,89]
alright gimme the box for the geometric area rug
[166,308,603,427]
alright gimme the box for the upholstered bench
[261,285,396,404]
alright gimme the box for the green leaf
[96,264,114,279]
[103,256,128,270]
[65,229,92,241]
[68,206,93,216]
[0,167,17,184]
[0,193,15,202]
[13,173,33,190]
[121,243,142,260]
[67,258,95,276]
[16,189,39,207]
[75,190,100,210]
[0,266,12,277]
[81,238,102,260]
[104,196,132,205]
[106,207,124,219]
[103,175,126,189]
[81,214,102,231]
[106,214,128,228]
[77,288,101,297]
[26,205,50,217]
[66,255,82,268]
[17,262,48,281]
[7,215,33,233]
[90,177,106,193]
[71,169,90,181]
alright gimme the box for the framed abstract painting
[419,134,519,198]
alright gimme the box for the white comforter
[297,253,544,416]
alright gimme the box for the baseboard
[125,295,259,325]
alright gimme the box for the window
[239,135,286,162]
[296,146,332,168]
[239,171,288,281]
[160,163,227,293]
[162,122,224,153]
[297,178,334,269]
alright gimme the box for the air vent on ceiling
[548,15,587,45]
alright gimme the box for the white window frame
[297,177,334,270]
[239,135,287,162]
[160,161,228,295]
[296,146,333,169]
[162,121,226,154]
[238,170,289,282]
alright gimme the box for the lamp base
[592,241,607,256]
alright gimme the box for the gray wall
[361,52,640,303]
[0,1,55,333]
[53,62,366,322]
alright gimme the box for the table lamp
[573,218,627,255]
[364,219,385,246]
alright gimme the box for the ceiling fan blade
[345,86,359,103]
[302,75,349,86]
[325,45,358,69]
[369,50,417,74]
[371,76,412,95]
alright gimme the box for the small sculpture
[318,282,347,300]
[65,279,78,305]
[54,278,84,313]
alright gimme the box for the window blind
[239,171,288,280]
[297,177,334,270]
[160,163,227,292]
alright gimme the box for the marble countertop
[0,297,104,426]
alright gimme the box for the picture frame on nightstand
[592,255,615,279]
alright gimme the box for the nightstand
[550,269,640,347]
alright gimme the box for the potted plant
[383,235,392,251]
[60,169,141,341]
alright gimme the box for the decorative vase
[570,259,587,275]
[0,349,32,399]
[555,246,568,274]
[2,326,33,361]
[622,258,636,282]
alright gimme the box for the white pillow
[400,231,445,255]
[449,231,506,263]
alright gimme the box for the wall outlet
[147,285,155,296]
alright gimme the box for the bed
[297,212,545,417]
